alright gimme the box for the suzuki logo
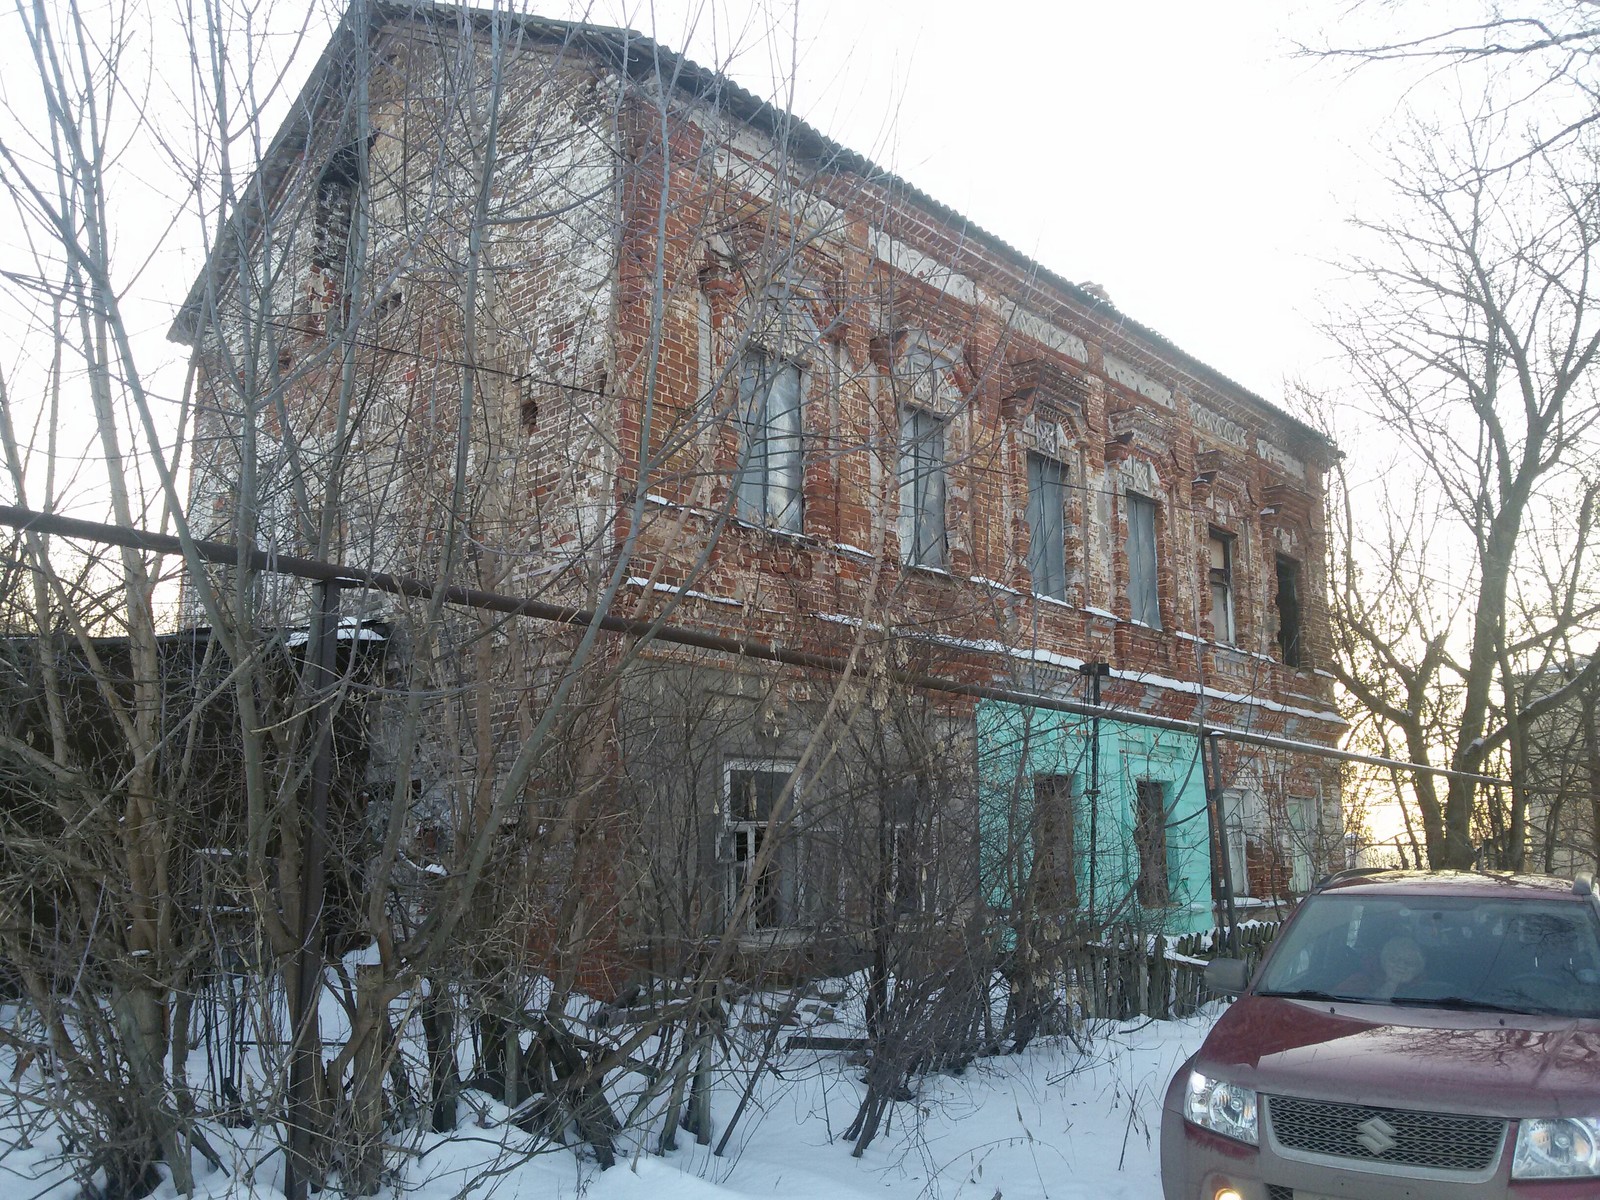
[1355,1115,1398,1155]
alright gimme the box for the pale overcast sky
[0,0,1444,482]
[560,0,1417,404]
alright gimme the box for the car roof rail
[1312,866,1395,892]
[1575,871,1595,897]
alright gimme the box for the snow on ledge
[625,576,744,608]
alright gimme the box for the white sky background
[598,0,1407,405]
[0,0,1447,513]
[0,0,1572,849]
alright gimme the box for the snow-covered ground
[0,998,1216,1200]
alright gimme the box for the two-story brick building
[174,2,1343,982]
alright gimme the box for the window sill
[733,926,815,950]
[904,562,954,579]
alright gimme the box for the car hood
[1197,993,1600,1118]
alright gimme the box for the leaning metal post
[285,577,343,1200]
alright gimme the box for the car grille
[1266,1188,1293,1200]
[1266,1095,1506,1172]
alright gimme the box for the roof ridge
[174,0,1332,450]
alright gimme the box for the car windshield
[1256,892,1600,1018]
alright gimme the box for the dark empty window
[1208,530,1236,644]
[1276,555,1303,667]
[1126,492,1161,628]
[1134,779,1171,907]
[1026,454,1068,599]
[312,144,362,284]
[886,775,939,916]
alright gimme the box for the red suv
[1161,869,1600,1199]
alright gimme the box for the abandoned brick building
[173,1,1344,983]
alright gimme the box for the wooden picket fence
[1064,920,1280,1021]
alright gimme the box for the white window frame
[898,405,947,568]
[722,758,802,929]
[735,349,804,533]
[1221,788,1251,898]
[1026,453,1068,599]
[1287,795,1316,894]
[1125,491,1161,629]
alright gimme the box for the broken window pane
[726,763,800,928]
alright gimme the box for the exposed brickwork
[181,8,1345,989]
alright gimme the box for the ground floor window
[1032,773,1078,911]
[1133,778,1171,906]
[724,760,801,928]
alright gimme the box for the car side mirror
[1205,957,1250,995]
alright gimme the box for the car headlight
[1185,1070,1259,1146]
[1513,1117,1600,1179]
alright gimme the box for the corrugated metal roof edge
[172,0,1333,453]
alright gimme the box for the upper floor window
[1208,529,1236,644]
[312,144,363,286]
[1126,492,1161,629]
[1275,555,1303,667]
[736,349,803,533]
[1026,454,1068,599]
[898,406,947,568]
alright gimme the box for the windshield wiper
[1255,988,1367,1003]
[1388,994,1530,1014]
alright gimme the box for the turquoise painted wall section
[976,699,1215,935]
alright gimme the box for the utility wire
[0,504,1507,787]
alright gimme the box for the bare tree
[1320,107,1600,869]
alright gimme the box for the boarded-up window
[1134,778,1171,906]
[1032,774,1077,911]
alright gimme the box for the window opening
[735,349,804,532]
[1276,555,1303,667]
[1032,773,1077,910]
[312,144,362,285]
[1026,454,1068,599]
[725,762,800,928]
[886,776,938,915]
[1287,795,1316,893]
[1208,530,1236,644]
[1126,492,1161,628]
[1134,778,1171,906]
[1221,788,1251,898]
[898,406,947,568]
